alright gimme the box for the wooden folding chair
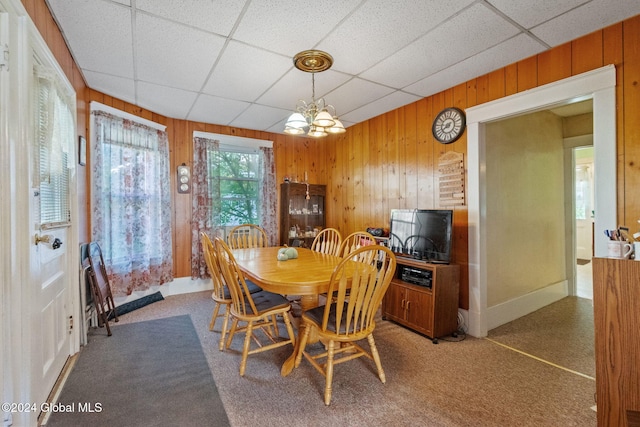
[84,242,118,336]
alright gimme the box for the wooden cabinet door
[383,283,407,322]
[405,289,433,334]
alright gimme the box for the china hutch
[280,182,326,248]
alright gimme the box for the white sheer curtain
[90,110,173,296]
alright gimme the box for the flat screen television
[388,209,453,264]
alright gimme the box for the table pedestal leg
[281,294,319,376]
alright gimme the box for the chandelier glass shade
[284,50,346,137]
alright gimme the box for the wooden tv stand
[381,256,459,343]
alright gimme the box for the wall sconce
[177,163,191,193]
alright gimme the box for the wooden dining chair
[294,245,397,405]
[213,237,295,376]
[310,227,342,256]
[227,223,269,249]
[201,232,261,351]
[339,231,377,263]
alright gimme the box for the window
[191,133,276,279]
[90,106,173,296]
[211,149,263,226]
[34,66,75,227]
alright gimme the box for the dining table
[231,246,351,376]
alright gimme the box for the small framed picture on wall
[78,135,86,166]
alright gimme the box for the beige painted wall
[486,111,566,306]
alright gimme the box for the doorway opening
[574,146,594,300]
[465,65,616,338]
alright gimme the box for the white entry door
[30,228,74,407]
[28,53,79,419]
[575,159,594,260]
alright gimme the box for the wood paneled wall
[323,17,640,310]
[26,0,640,310]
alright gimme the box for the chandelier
[284,50,346,137]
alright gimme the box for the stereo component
[400,266,433,288]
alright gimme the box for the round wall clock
[432,107,466,144]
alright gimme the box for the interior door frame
[2,0,80,425]
[465,65,617,338]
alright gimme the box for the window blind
[35,66,75,228]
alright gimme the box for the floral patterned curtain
[90,110,173,296]
[191,136,221,279]
[260,146,277,246]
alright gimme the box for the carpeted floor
[46,314,229,427]
[487,296,595,379]
[72,291,596,427]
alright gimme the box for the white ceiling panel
[361,2,522,89]
[230,104,290,131]
[232,0,360,55]
[487,0,590,29]
[202,41,290,102]
[324,78,395,117]
[134,0,246,36]
[48,0,134,79]
[258,69,352,111]
[188,94,251,125]
[135,13,225,92]
[341,91,422,124]
[531,0,640,46]
[406,33,547,98]
[83,70,136,105]
[136,81,199,120]
[317,0,476,75]
[46,0,640,135]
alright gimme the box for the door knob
[35,234,51,245]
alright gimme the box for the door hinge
[0,44,8,71]
[68,315,73,333]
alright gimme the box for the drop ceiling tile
[317,0,476,75]
[48,0,134,79]
[136,81,198,120]
[135,13,225,91]
[47,0,640,131]
[230,104,291,132]
[324,78,395,116]
[258,69,352,111]
[361,2,522,89]
[341,91,421,124]
[488,0,589,29]
[531,0,640,47]
[83,70,136,105]
[405,33,546,98]
[232,0,360,56]
[202,42,290,102]
[188,94,251,125]
[135,0,245,36]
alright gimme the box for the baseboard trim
[487,280,568,330]
[113,277,212,308]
